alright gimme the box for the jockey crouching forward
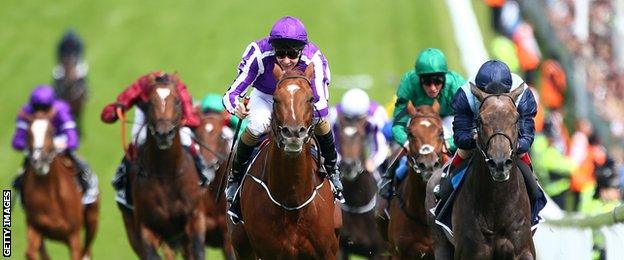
[101,72,214,202]
[12,85,98,204]
[376,48,466,218]
[329,88,389,178]
[435,60,546,226]
[223,16,343,218]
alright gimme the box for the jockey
[53,29,88,83]
[376,48,466,216]
[329,88,389,176]
[101,71,213,192]
[436,60,546,226]
[222,16,343,215]
[11,85,98,204]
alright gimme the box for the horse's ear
[470,82,487,102]
[304,63,314,82]
[509,83,525,102]
[147,73,157,86]
[273,64,284,82]
[406,101,417,116]
[432,99,441,113]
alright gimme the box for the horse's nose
[281,125,307,138]
[489,157,512,171]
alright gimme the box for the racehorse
[53,53,87,135]
[229,65,340,259]
[194,109,236,259]
[387,102,445,259]
[21,109,99,260]
[427,83,534,259]
[128,74,206,259]
[336,113,388,259]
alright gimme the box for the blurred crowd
[485,0,623,219]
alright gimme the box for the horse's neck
[402,169,427,215]
[144,133,184,171]
[343,172,376,205]
[265,142,318,205]
[469,155,525,211]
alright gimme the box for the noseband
[475,94,519,162]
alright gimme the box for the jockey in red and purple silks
[100,72,213,202]
[11,85,98,205]
[222,16,343,219]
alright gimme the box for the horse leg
[26,224,43,260]
[118,203,143,257]
[39,242,50,260]
[163,244,176,260]
[184,210,206,260]
[67,231,82,260]
[82,198,100,259]
[139,224,161,259]
[222,230,237,260]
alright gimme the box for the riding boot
[111,155,131,191]
[186,145,214,187]
[315,131,344,202]
[67,150,94,192]
[517,154,545,225]
[226,141,256,203]
[434,153,467,204]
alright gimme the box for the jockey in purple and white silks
[11,85,98,205]
[329,88,389,177]
[222,16,342,217]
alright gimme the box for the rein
[340,192,376,214]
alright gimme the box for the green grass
[0,0,488,258]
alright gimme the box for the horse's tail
[493,238,514,260]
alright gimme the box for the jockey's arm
[223,42,261,115]
[516,88,538,154]
[369,107,389,169]
[56,101,79,151]
[101,74,149,123]
[175,81,200,128]
[11,107,29,151]
[451,90,477,151]
[390,72,415,147]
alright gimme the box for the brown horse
[194,109,236,259]
[428,83,534,259]
[53,54,87,135]
[336,114,389,259]
[387,102,445,259]
[21,109,99,260]
[125,74,206,259]
[229,65,340,259]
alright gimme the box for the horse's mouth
[34,162,51,175]
[490,169,511,182]
[283,138,305,155]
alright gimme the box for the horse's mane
[281,69,306,80]
[483,81,510,95]
[413,105,438,119]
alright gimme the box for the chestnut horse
[427,83,534,259]
[229,66,340,259]
[387,103,445,259]
[128,75,206,259]
[21,109,99,260]
[53,53,87,135]
[195,110,236,259]
[336,114,388,259]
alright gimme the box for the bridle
[475,94,519,163]
[406,114,445,174]
[270,75,317,150]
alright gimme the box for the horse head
[471,82,524,182]
[196,110,230,170]
[337,113,368,180]
[405,101,445,181]
[146,73,182,150]
[270,64,316,156]
[26,110,57,175]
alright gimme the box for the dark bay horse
[127,74,206,259]
[53,54,87,135]
[21,110,99,260]
[428,83,534,259]
[194,109,236,259]
[229,65,340,259]
[388,102,445,259]
[336,114,388,259]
